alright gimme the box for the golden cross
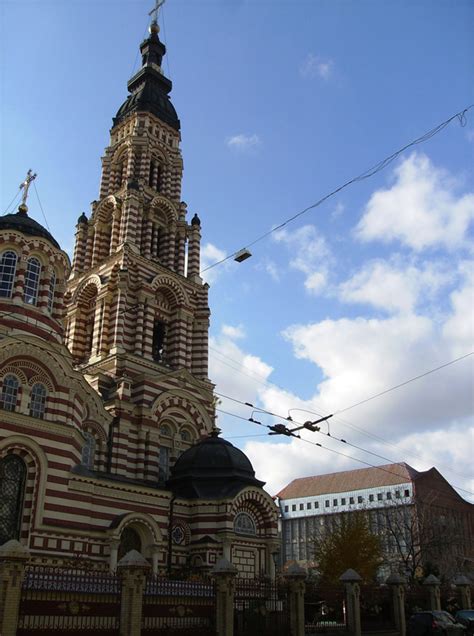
[19,169,37,206]
[148,0,166,24]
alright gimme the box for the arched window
[0,375,19,412]
[118,527,142,560]
[152,320,166,363]
[180,429,191,442]
[29,383,47,419]
[81,432,96,469]
[24,257,42,305]
[47,271,56,313]
[160,423,171,437]
[158,446,170,481]
[234,512,257,536]
[0,251,18,298]
[0,455,27,545]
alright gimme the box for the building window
[180,429,191,442]
[369,494,374,502]
[292,504,296,511]
[284,505,289,512]
[378,493,383,501]
[234,512,256,536]
[314,501,319,509]
[47,271,56,313]
[24,257,41,305]
[358,496,363,503]
[307,502,312,509]
[81,432,96,469]
[341,498,346,505]
[298,503,303,510]
[29,383,47,419]
[159,446,170,480]
[395,490,401,499]
[333,499,338,506]
[160,424,171,437]
[0,375,19,412]
[386,492,392,500]
[404,489,410,497]
[0,455,27,545]
[325,500,329,507]
[152,320,166,362]
[118,527,142,560]
[0,251,18,298]
[349,497,354,504]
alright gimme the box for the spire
[113,1,180,131]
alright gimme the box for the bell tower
[65,15,214,482]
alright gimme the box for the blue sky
[1,1,473,499]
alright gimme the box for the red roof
[277,463,419,499]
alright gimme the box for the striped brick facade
[0,23,279,578]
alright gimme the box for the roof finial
[18,169,37,214]
[148,0,165,31]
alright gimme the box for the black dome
[0,207,60,249]
[167,432,265,499]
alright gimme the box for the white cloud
[338,259,452,314]
[226,133,261,151]
[200,242,227,284]
[221,324,246,340]
[331,201,345,220]
[264,260,280,282]
[274,225,331,295]
[300,53,334,80]
[356,152,474,251]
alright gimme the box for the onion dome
[0,204,60,249]
[167,431,265,499]
[191,213,201,226]
[114,24,180,131]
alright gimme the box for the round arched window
[29,383,47,419]
[24,257,42,305]
[180,429,191,442]
[234,512,257,536]
[0,251,18,298]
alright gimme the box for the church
[0,10,279,578]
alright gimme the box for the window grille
[81,432,96,469]
[0,375,19,412]
[29,383,47,419]
[0,251,17,298]
[24,257,41,305]
[234,512,256,536]
[0,455,26,545]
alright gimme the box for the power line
[201,104,473,273]
[336,352,474,415]
[2,189,22,215]
[32,182,51,232]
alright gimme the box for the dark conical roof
[167,432,265,499]
[114,25,180,131]
[0,205,60,249]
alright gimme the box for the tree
[312,512,383,584]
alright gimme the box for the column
[117,550,151,636]
[423,575,441,611]
[166,223,176,270]
[109,539,120,572]
[387,574,406,636]
[176,223,186,275]
[453,575,472,609]
[72,218,88,275]
[187,218,201,282]
[134,302,145,356]
[284,563,307,636]
[340,569,362,636]
[110,210,122,253]
[0,540,30,636]
[266,540,280,580]
[211,558,238,636]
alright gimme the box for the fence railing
[234,577,290,636]
[304,581,347,633]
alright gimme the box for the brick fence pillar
[340,569,362,636]
[117,549,151,636]
[0,539,30,636]
[285,563,307,636]
[423,575,441,611]
[211,558,238,636]
[453,575,472,610]
[387,573,407,636]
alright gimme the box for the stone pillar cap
[423,574,441,585]
[0,539,30,560]
[340,568,362,582]
[453,575,470,585]
[211,558,238,576]
[117,549,151,570]
[386,573,406,585]
[285,563,307,579]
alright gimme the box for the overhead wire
[32,182,51,232]
[2,189,22,216]
[201,104,474,273]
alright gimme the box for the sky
[1,0,473,501]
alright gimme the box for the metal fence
[142,576,216,635]
[234,577,290,636]
[17,565,121,635]
[359,584,395,631]
[304,581,347,634]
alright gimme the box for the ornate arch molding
[0,435,49,531]
[110,511,163,544]
[151,275,188,307]
[149,195,178,225]
[0,365,28,385]
[94,196,120,223]
[82,420,107,443]
[72,275,102,304]
[151,390,213,431]
[231,487,278,533]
